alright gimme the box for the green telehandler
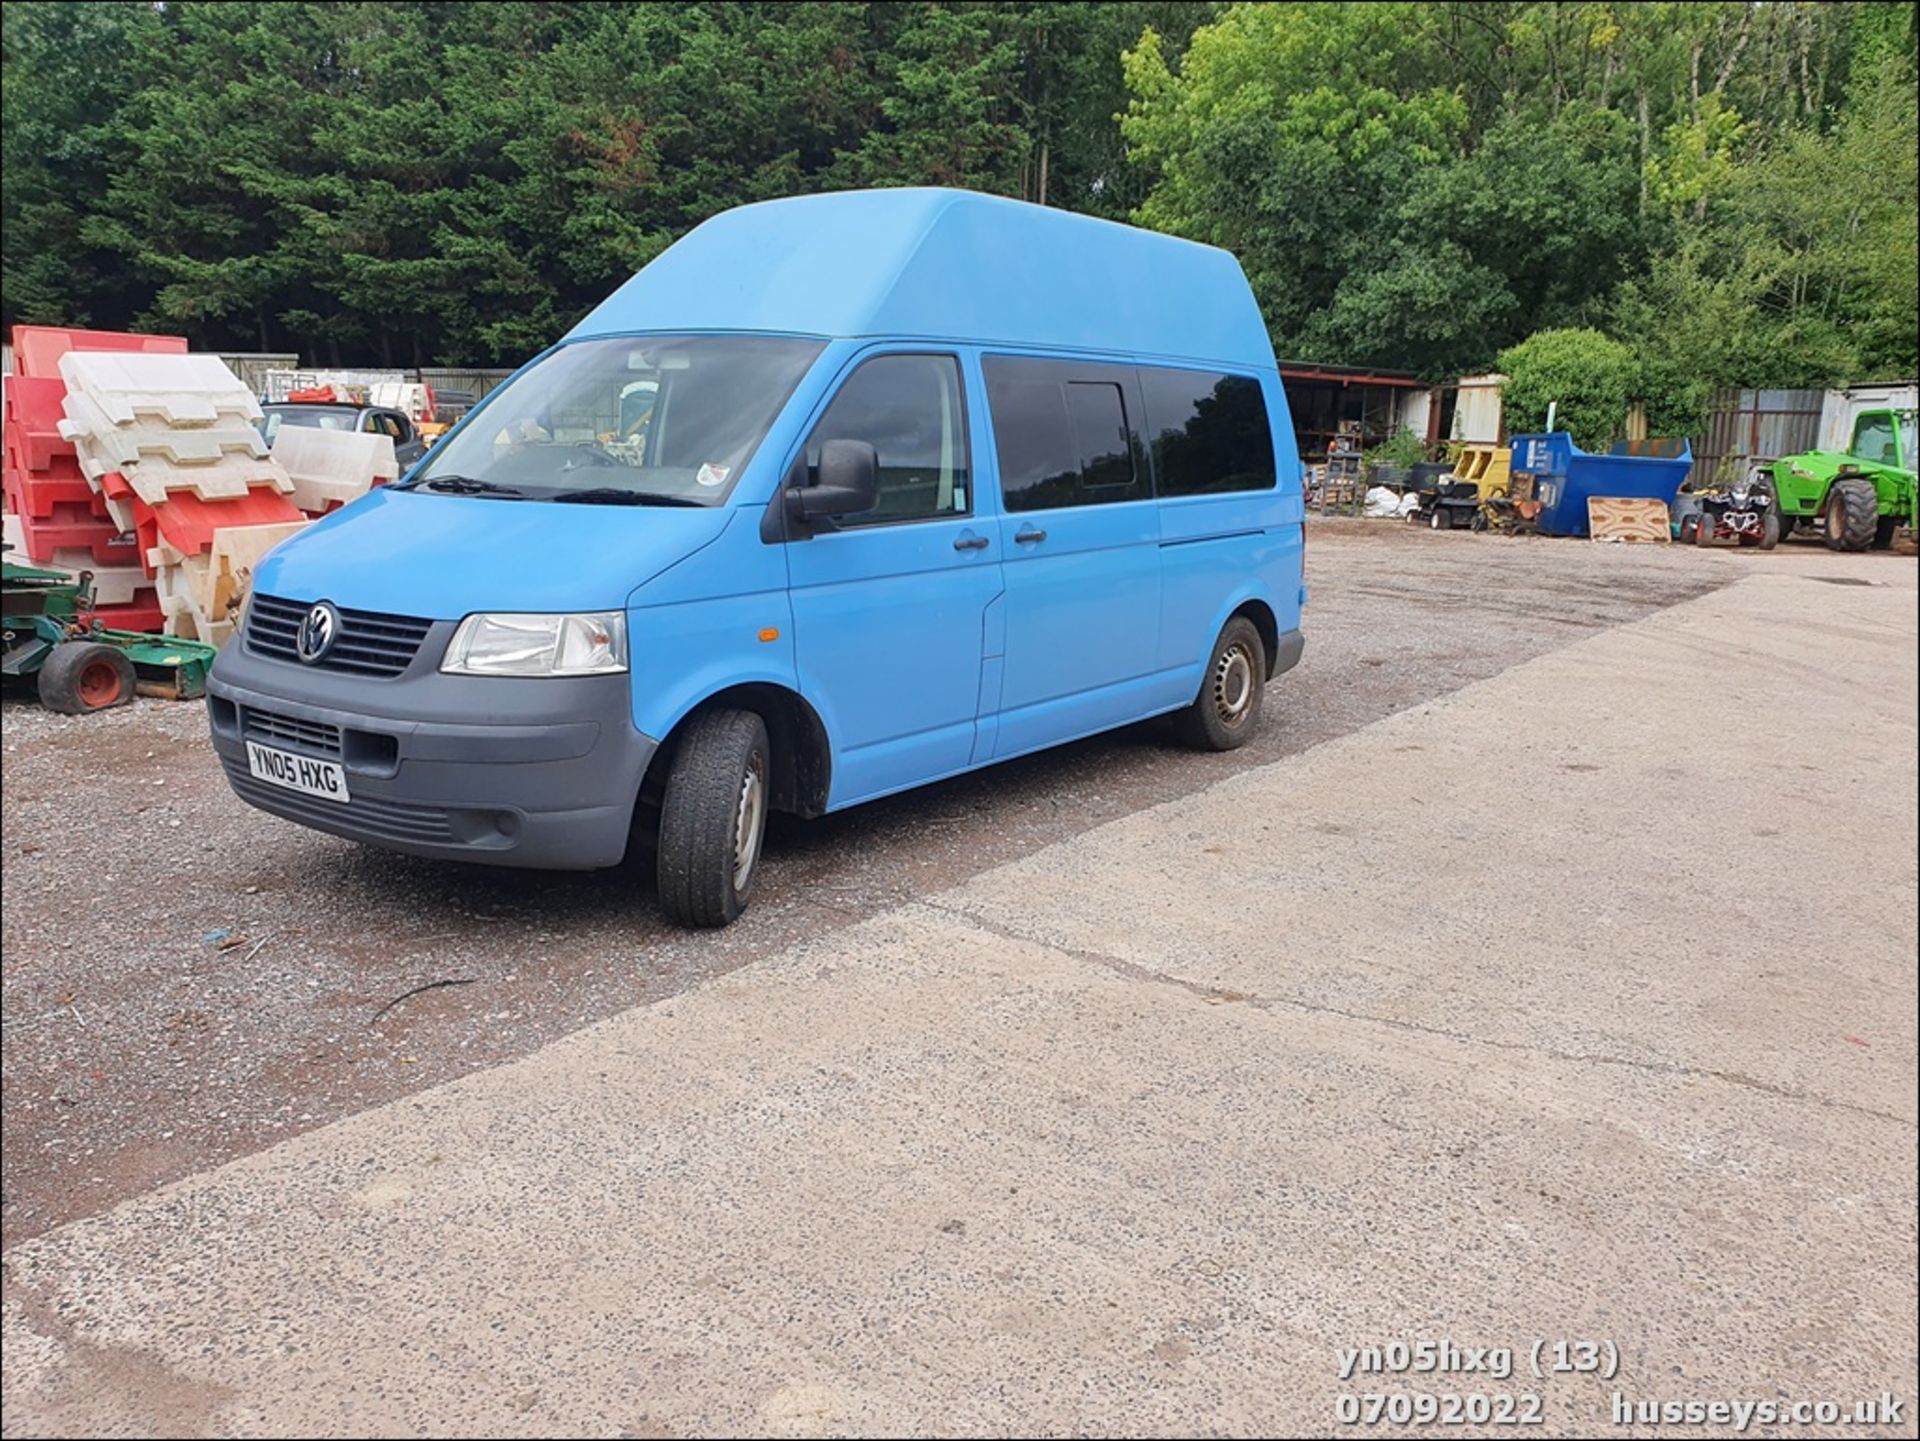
[1763,407,1916,551]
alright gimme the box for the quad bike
[1681,473,1780,549]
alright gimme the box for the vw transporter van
[207,189,1307,926]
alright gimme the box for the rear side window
[984,356,1148,512]
[805,353,968,525]
[1139,367,1277,496]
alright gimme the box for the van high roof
[567,187,1276,373]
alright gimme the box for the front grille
[241,705,342,758]
[246,594,435,678]
[220,757,456,845]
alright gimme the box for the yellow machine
[1449,444,1511,498]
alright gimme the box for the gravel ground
[0,519,1752,1247]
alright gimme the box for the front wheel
[1173,616,1266,752]
[1429,505,1453,531]
[1757,510,1780,550]
[1823,477,1879,552]
[655,708,771,928]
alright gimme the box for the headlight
[441,611,627,677]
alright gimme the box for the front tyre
[656,708,771,928]
[1173,616,1266,752]
[1757,510,1780,550]
[1823,477,1878,552]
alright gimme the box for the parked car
[206,188,1307,926]
[256,402,427,469]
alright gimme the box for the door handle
[953,533,989,551]
[1014,527,1048,544]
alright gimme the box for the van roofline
[557,328,1280,376]
[566,188,1278,374]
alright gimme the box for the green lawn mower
[3,550,218,714]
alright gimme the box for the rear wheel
[1677,513,1701,545]
[1823,477,1879,552]
[1173,616,1265,752]
[1873,515,1900,549]
[36,642,136,715]
[655,708,771,928]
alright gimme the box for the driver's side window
[805,354,968,526]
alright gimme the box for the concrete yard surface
[3,566,1916,1437]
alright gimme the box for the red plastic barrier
[7,500,137,565]
[82,595,166,634]
[10,324,188,380]
[3,463,109,520]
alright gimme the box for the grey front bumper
[207,636,657,870]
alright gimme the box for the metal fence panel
[1692,387,1824,486]
[418,367,515,403]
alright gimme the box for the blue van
[206,189,1306,925]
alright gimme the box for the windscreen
[412,335,824,504]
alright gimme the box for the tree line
[4,1,1914,427]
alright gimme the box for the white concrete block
[270,426,398,513]
[57,351,261,427]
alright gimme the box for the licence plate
[245,741,351,804]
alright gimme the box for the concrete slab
[2,571,1913,1438]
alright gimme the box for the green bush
[1368,427,1429,471]
[1496,328,1635,450]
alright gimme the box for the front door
[783,352,1002,806]
[980,354,1166,758]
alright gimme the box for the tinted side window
[1140,367,1277,496]
[984,356,1148,512]
[806,354,968,525]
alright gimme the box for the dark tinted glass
[805,354,968,525]
[1068,383,1134,491]
[1139,367,1276,496]
[985,356,1149,512]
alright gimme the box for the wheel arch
[652,682,832,819]
[1226,596,1281,678]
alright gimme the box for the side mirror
[791,439,879,521]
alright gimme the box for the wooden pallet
[1588,497,1671,543]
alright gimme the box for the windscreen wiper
[548,487,704,506]
[397,474,527,498]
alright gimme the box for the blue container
[1510,433,1693,537]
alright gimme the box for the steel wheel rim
[733,750,767,891]
[1827,494,1843,540]
[78,661,121,708]
[1213,644,1255,726]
